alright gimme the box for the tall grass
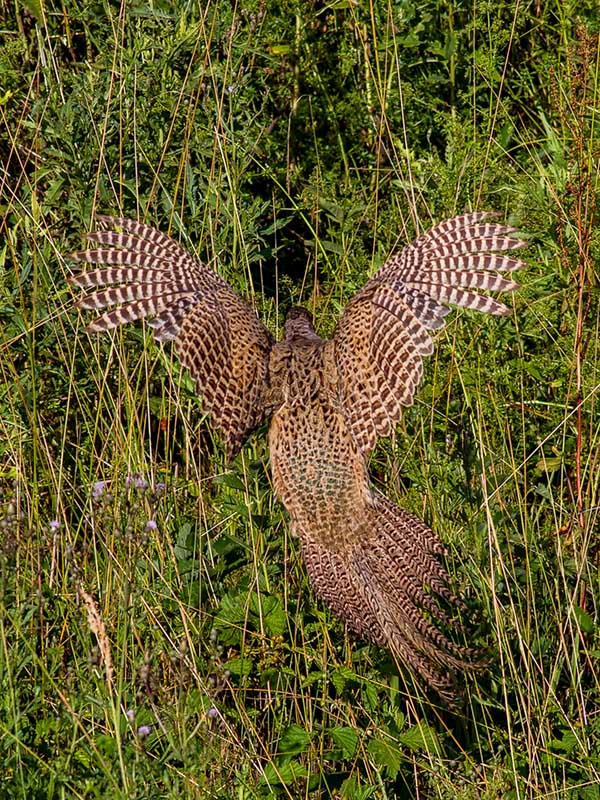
[1,1,599,797]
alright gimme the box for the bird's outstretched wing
[69,216,274,459]
[332,213,526,454]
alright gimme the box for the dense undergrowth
[1,1,599,797]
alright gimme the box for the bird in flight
[69,212,526,697]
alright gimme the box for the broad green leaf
[214,473,247,492]
[367,738,403,778]
[224,656,253,676]
[397,722,441,754]
[278,724,312,762]
[574,606,595,635]
[261,760,308,786]
[331,726,359,759]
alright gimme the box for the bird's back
[268,336,369,552]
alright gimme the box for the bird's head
[283,306,320,344]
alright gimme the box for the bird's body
[268,312,470,690]
[69,212,527,696]
[269,321,363,550]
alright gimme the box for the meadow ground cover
[1,1,599,797]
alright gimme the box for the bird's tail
[301,492,474,698]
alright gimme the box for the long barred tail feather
[301,491,476,700]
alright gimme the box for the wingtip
[86,320,107,334]
[66,250,85,264]
[494,300,514,316]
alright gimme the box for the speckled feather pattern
[69,212,526,697]
[334,212,526,454]
[69,217,273,459]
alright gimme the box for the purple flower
[146,520,157,531]
[154,482,166,494]
[49,520,61,532]
[126,709,135,722]
[137,725,152,738]
[206,707,219,720]
[125,474,149,491]
[92,481,107,499]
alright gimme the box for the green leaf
[548,729,578,754]
[397,722,441,754]
[362,680,379,712]
[331,669,347,694]
[301,670,324,689]
[367,737,403,778]
[174,522,194,560]
[340,776,375,800]
[17,0,43,24]
[261,760,308,786]
[263,598,287,637]
[214,472,247,492]
[330,726,358,759]
[249,593,287,637]
[536,455,563,473]
[260,215,294,235]
[578,784,600,800]
[573,606,595,635]
[217,593,246,625]
[321,239,345,255]
[269,44,292,56]
[277,724,311,763]
[224,656,253,676]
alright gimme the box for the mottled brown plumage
[69,212,526,697]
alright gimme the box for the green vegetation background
[1,1,599,797]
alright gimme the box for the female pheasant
[69,212,526,697]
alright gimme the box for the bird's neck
[283,316,323,346]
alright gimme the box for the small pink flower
[92,481,107,499]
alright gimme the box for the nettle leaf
[261,759,309,786]
[578,784,600,800]
[367,737,403,778]
[216,593,247,626]
[340,776,376,800]
[301,670,325,689]
[249,592,287,636]
[224,656,253,676]
[263,596,288,637]
[331,665,359,694]
[277,724,312,762]
[549,729,579,755]
[397,722,441,755]
[362,680,379,712]
[330,726,359,759]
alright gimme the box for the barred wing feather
[333,213,526,454]
[69,217,274,459]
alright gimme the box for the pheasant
[69,212,526,696]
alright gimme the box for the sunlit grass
[1,1,599,797]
